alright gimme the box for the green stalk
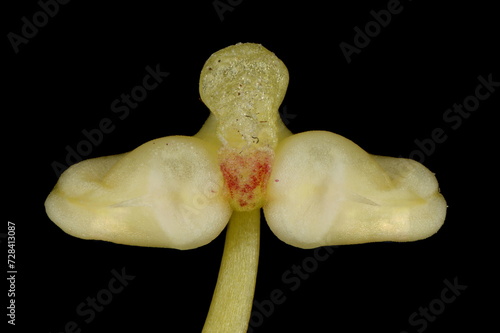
[202,209,260,332]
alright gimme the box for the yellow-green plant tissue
[46,43,446,332]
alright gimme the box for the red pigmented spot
[219,148,273,211]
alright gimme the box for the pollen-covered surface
[219,147,273,211]
[199,43,290,151]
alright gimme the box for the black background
[5,0,498,332]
